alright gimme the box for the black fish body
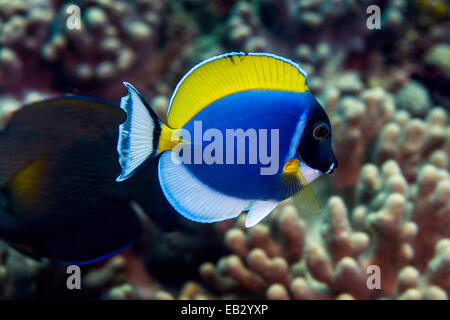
[0,97,147,263]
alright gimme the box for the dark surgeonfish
[0,97,179,265]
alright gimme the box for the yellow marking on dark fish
[7,156,46,216]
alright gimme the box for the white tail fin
[116,82,161,182]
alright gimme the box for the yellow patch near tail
[7,156,46,215]
[158,124,183,153]
[281,159,321,213]
[167,52,309,128]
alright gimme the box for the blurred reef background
[0,0,449,300]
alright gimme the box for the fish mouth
[324,162,336,174]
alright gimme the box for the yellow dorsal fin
[167,52,309,128]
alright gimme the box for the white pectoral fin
[296,165,322,213]
[245,200,280,228]
[158,152,251,223]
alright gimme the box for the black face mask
[297,94,338,174]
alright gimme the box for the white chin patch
[299,162,322,184]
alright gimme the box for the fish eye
[312,122,329,141]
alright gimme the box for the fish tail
[116,82,163,182]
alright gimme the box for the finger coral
[196,158,449,299]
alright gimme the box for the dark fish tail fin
[116,82,162,182]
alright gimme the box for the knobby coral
[195,157,449,300]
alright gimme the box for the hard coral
[198,158,449,299]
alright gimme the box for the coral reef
[196,158,449,300]
[0,0,165,101]
[396,81,432,116]
[0,0,448,300]
[328,87,396,189]
[425,44,450,79]
[0,240,49,299]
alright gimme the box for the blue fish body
[181,90,314,200]
[117,52,338,227]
